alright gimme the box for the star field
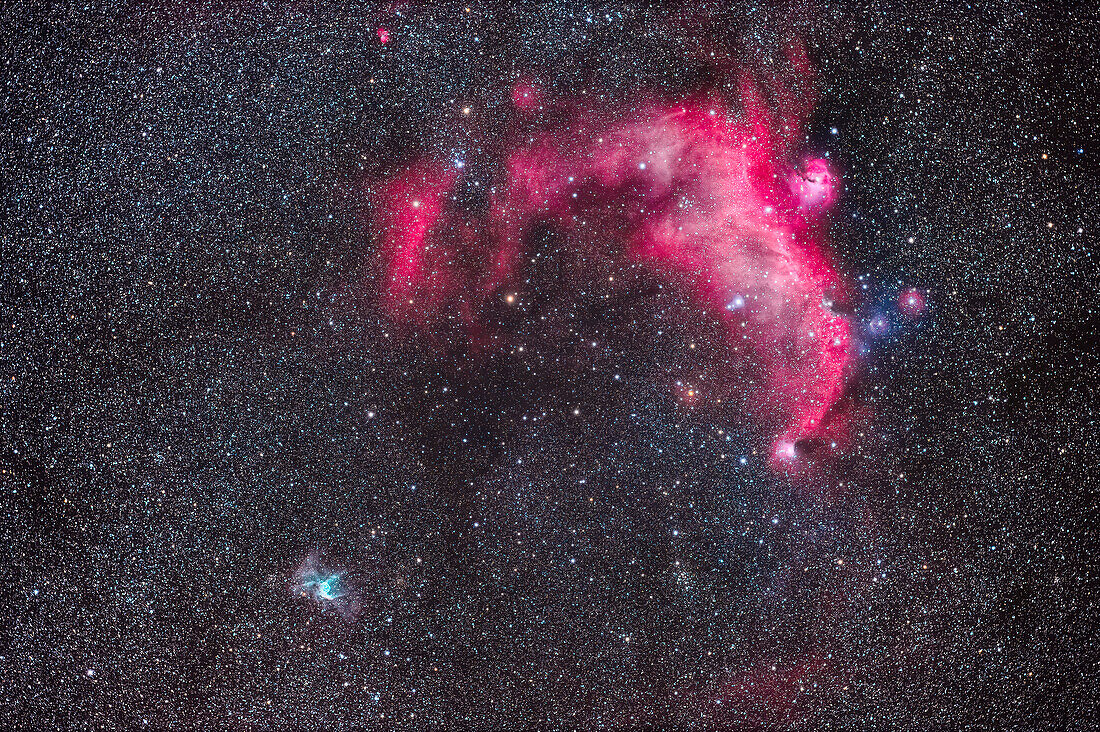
[2,2,1097,729]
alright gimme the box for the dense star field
[3,2,1097,728]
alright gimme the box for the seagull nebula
[372,47,858,476]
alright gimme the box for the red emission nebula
[370,48,862,476]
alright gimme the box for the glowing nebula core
[292,552,359,618]
[370,52,859,473]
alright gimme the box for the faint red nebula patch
[715,654,839,725]
[510,77,542,113]
[376,26,390,44]
[368,46,860,475]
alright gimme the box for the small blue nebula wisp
[866,312,891,338]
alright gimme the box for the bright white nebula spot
[774,441,797,461]
[317,577,340,601]
[726,295,746,311]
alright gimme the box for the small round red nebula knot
[791,158,838,210]
[511,78,542,113]
[376,27,390,44]
[898,288,926,319]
